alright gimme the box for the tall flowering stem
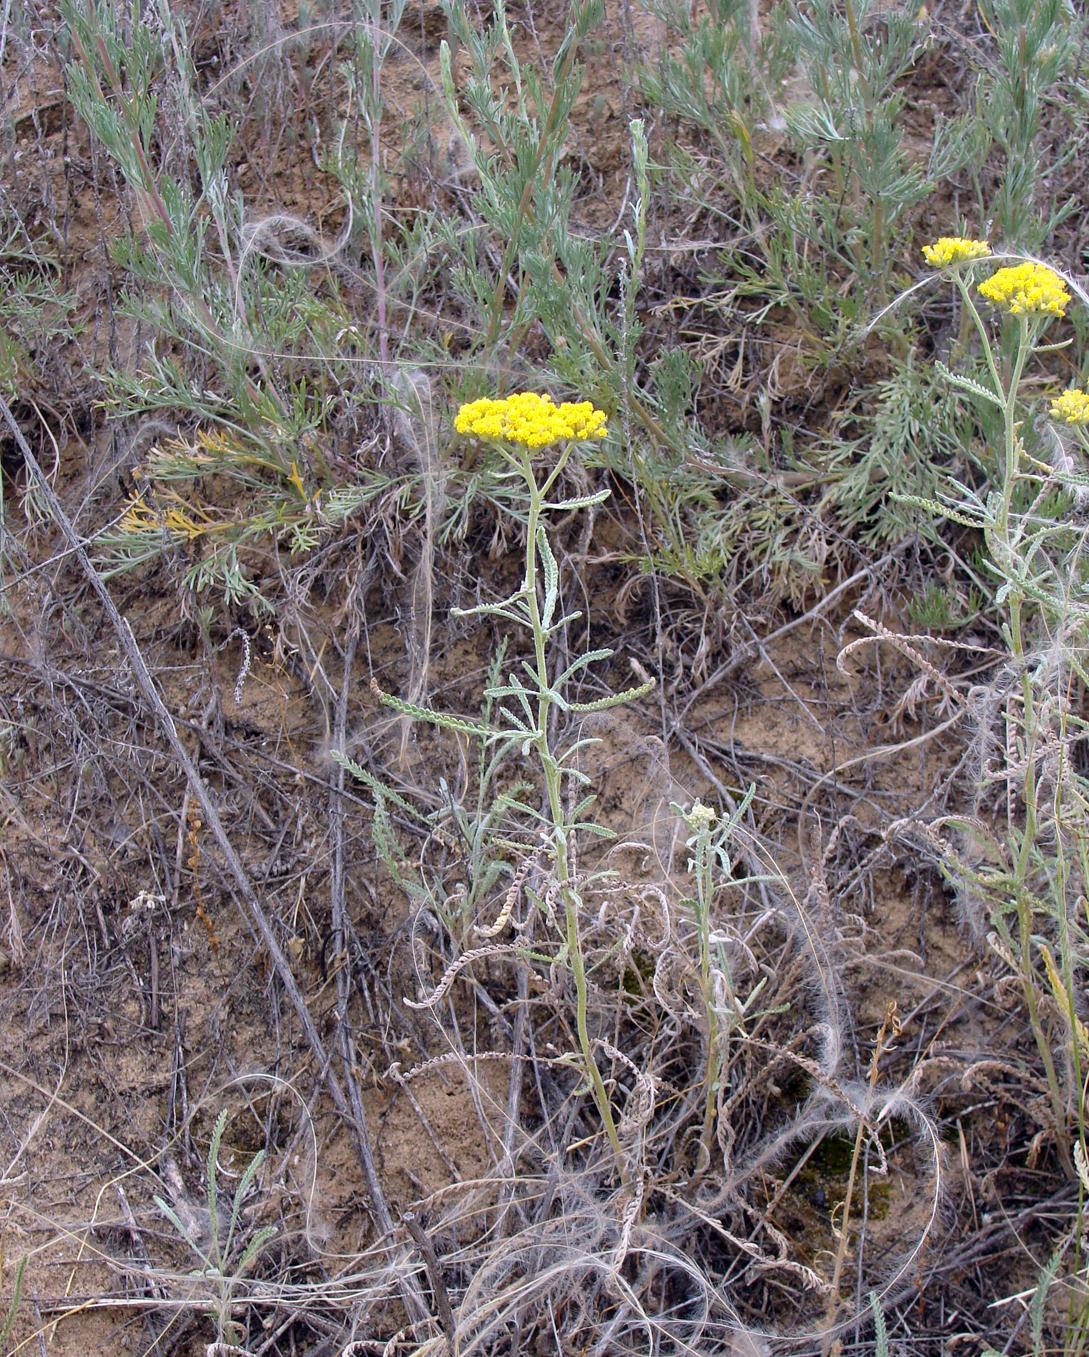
[675,792,757,1187]
[682,801,726,1181]
[517,440,625,1170]
[932,251,1071,1148]
[447,393,653,1179]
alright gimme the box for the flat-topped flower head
[922,237,991,267]
[455,392,608,449]
[1050,387,1089,425]
[978,262,1070,318]
[683,800,717,832]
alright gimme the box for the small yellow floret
[454,392,608,449]
[118,494,162,535]
[1050,387,1089,425]
[921,237,991,267]
[978,262,1070,318]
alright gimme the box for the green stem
[997,317,1030,538]
[988,317,1069,1158]
[518,447,627,1177]
[954,276,1005,402]
[946,288,1070,1157]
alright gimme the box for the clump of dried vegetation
[2,1,1089,1355]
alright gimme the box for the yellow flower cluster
[1050,387,1089,424]
[978,262,1071,318]
[118,493,211,540]
[118,494,162,535]
[921,237,991,267]
[454,392,608,448]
